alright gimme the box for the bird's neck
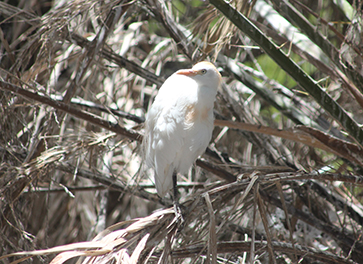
[197,85,217,107]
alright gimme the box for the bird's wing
[144,74,197,196]
[145,103,186,196]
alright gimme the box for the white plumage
[143,61,222,197]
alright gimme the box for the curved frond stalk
[210,0,363,148]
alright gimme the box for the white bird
[143,61,222,201]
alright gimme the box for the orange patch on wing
[185,104,211,124]
[185,104,199,124]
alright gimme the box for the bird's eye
[200,69,207,75]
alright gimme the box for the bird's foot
[173,201,184,224]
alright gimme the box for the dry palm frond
[2,0,363,263]
[192,0,256,60]
[2,173,362,263]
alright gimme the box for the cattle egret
[143,61,221,207]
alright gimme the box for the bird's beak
[176,69,199,77]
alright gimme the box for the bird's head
[176,61,222,91]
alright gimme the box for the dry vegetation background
[1,0,363,263]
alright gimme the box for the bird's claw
[173,201,184,224]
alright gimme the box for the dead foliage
[1,0,363,263]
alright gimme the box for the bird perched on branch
[143,61,221,209]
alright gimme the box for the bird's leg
[172,171,178,204]
[172,171,183,222]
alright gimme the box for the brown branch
[215,119,363,166]
[196,159,236,183]
[170,241,355,264]
[0,80,141,141]
[297,126,363,165]
[264,171,363,185]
